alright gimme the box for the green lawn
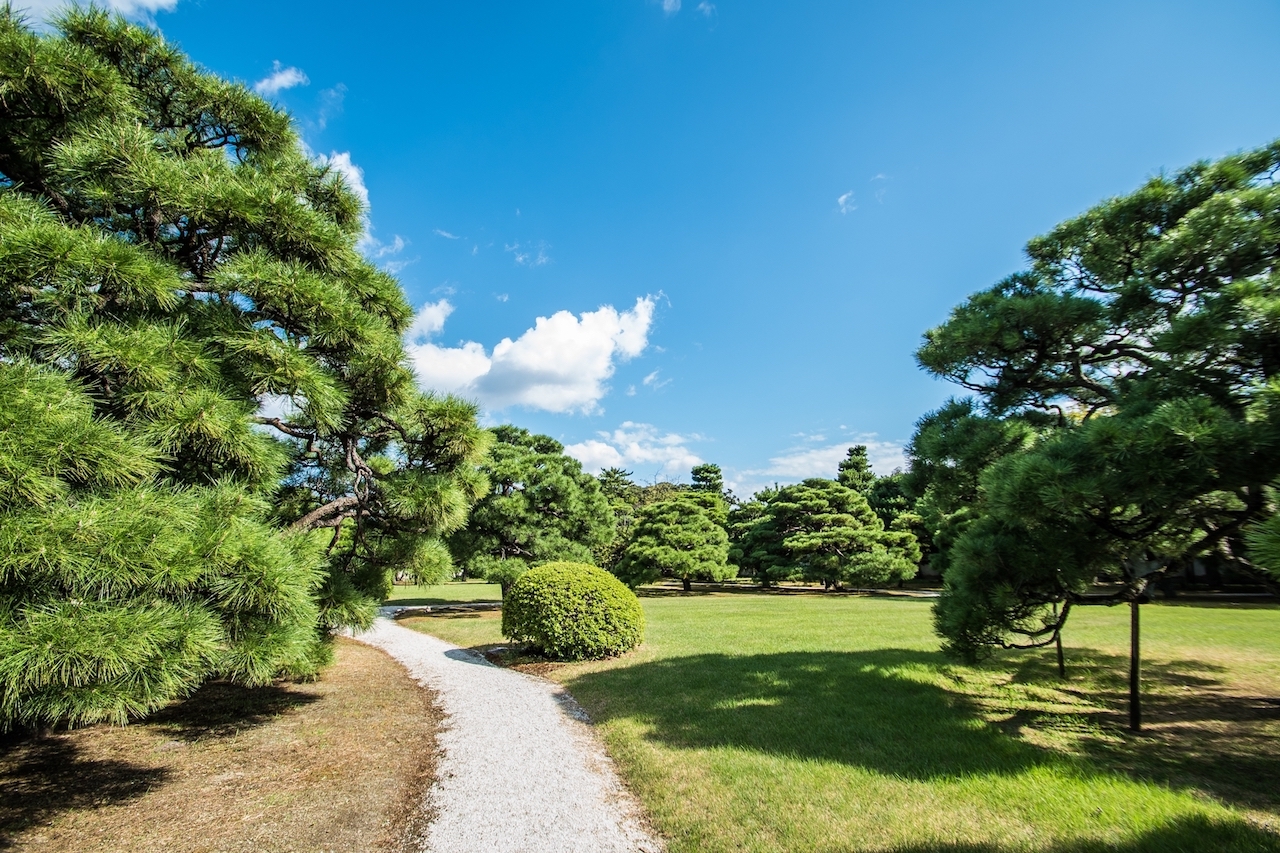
[403,594,1280,852]
[383,579,502,607]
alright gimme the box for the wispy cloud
[871,173,889,203]
[838,190,856,214]
[433,229,462,240]
[16,0,178,21]
[504,241,551,267]
[729,435,907,500]
[318,150,407,269]
[642,369,671,390]
[408,297,656,414]
[374,235,406,258]
[314,84,346,131]
[696,1,715,16]
[253,61,309,97]
[660,0,681,14]
[564,422,702,478]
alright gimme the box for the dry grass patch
[0,638,440,853]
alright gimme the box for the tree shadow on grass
[145,679,320,741]
[892,814,1279,853]
[566,648,1280,817]
[568,649,1048,780]
[0,734,169,847]
[0,680,319,846]
[1001,649,1280,816]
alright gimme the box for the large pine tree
[0,9,488,727]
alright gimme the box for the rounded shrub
[501,562,645,661]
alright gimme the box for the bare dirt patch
[0,638,441,853]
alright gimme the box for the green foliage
[501,562,644,660]
[0,362,327,726]
[835,445,876,496]
[0,11,487,726]
[614,493,732,590]
[912,140,1280,659]
[729,479,919,588]
[449,426,615,593]
[690,463,725,496]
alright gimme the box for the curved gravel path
[353,616,664,853]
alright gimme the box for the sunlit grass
[383,579,501,607]
[405,594,1280,852]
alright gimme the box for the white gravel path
[353,616,664,853]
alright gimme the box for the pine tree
[614,492,732,591]
[729,479,919,589]
[448,426,615,595]
[836,445,876,496]
[0,10,487,727]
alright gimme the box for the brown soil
[0,638,442,853]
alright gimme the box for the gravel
[353,616,664,853]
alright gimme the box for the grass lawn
[403,593,1280,853]
[383,578,502,606]
[0,639,439,852]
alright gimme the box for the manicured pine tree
[912,141,1280,728]
[730,480,919,589]
[0,10,488,728]
[614,492,732,591]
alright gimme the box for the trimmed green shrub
[502,562,645,661]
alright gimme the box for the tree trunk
[1129,598,1141,732]
[1055,630,1066,679]
[682,577,692,593]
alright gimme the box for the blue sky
[24,0,1280,496]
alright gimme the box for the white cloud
[315,84,346,131]
[496,293,509,302]
[696,1,715,15]
[758,438,906,480]
[434,229,461,240]
[408,297,656,414]
[661,0,681,13]
[318,150,402,263]
[319,151,368,209]
[565,422,702,477]
[407,299,454,342]
[838,190,856,214]
[253,61,309,97]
